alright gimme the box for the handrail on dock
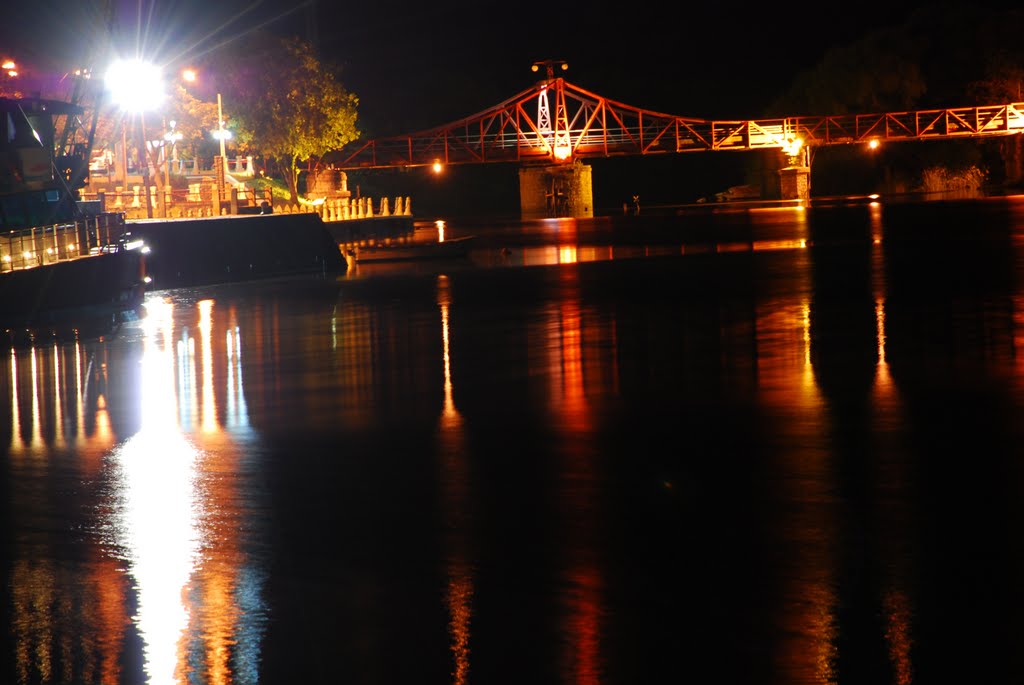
[1,212,130,274]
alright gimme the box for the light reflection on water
[4,293,267,684]
[3,198,1024,683]
[438,274,474,685]
[107,295,266,685]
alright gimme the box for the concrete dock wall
[126,213,346,291]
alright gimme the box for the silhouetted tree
[213,32,359,203]
[766,3,1024,192]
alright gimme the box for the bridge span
[332,67,1024,215]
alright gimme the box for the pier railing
[80,186,274,220]
[79,186,414,223]
[1,212,130,273]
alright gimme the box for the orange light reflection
[437,274,475,684]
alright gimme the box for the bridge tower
[520,60,594,218]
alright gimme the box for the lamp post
[182,69,231,174]
[217,93,227,175]
[211,93,233,201]
[120,114,128,187]
[105,59,164,218]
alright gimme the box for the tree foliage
[212,33,359,202]
[769,4,1024,116]
[766,3,1024,190]
[163,85,220,163]
[767,26,926,117]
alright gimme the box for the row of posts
[314,196,412,222]
[94,185,412,222]
[98,185,255,218]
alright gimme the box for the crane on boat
[54,0,118,190]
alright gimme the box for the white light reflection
[9,349,21,454]
[74,340,85,439]
[29,347,42,449]
[225,325,249,430]
[176,327,197,429]
[199,300,217,433]
[110,295,202,685]
[51,343,64,449]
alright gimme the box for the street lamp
[182,69,231,181]
[105,58,165,218]
[213,92,232,177]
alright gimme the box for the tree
[765,3,1024,193]
[214,34,359,203]
[764,25,927,117]
[163,84,220,168]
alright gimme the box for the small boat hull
[348,235,475,264]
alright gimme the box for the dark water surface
[4,196,1024,684]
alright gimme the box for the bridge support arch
[519,162,594,218]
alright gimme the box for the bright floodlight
[106,59,165,112]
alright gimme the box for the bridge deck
[332,78,1024,170]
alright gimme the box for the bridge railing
[332,77,1024,169]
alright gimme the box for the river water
[3,195,1024,684]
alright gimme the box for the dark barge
[0,96,148,344]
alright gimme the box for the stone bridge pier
[774,147,811,201]
[778,165,811,201]
[518,151,809,216]
[519,162,594,218]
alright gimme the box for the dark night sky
[5,0,999,133]
[1,0,1017,206]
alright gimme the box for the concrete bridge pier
[778,165,811,201]
[519,162,594,218]
[774,146,811,201]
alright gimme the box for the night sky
[7,0,1012,134]
[1,0,1018,206]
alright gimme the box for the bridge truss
[332,77,1024,170]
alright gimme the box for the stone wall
[519,162,594,218]
[305,168,352,200]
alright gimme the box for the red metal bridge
[333,69,1024,171]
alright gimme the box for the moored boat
[345,235,476,264]
[0,96,149,344]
